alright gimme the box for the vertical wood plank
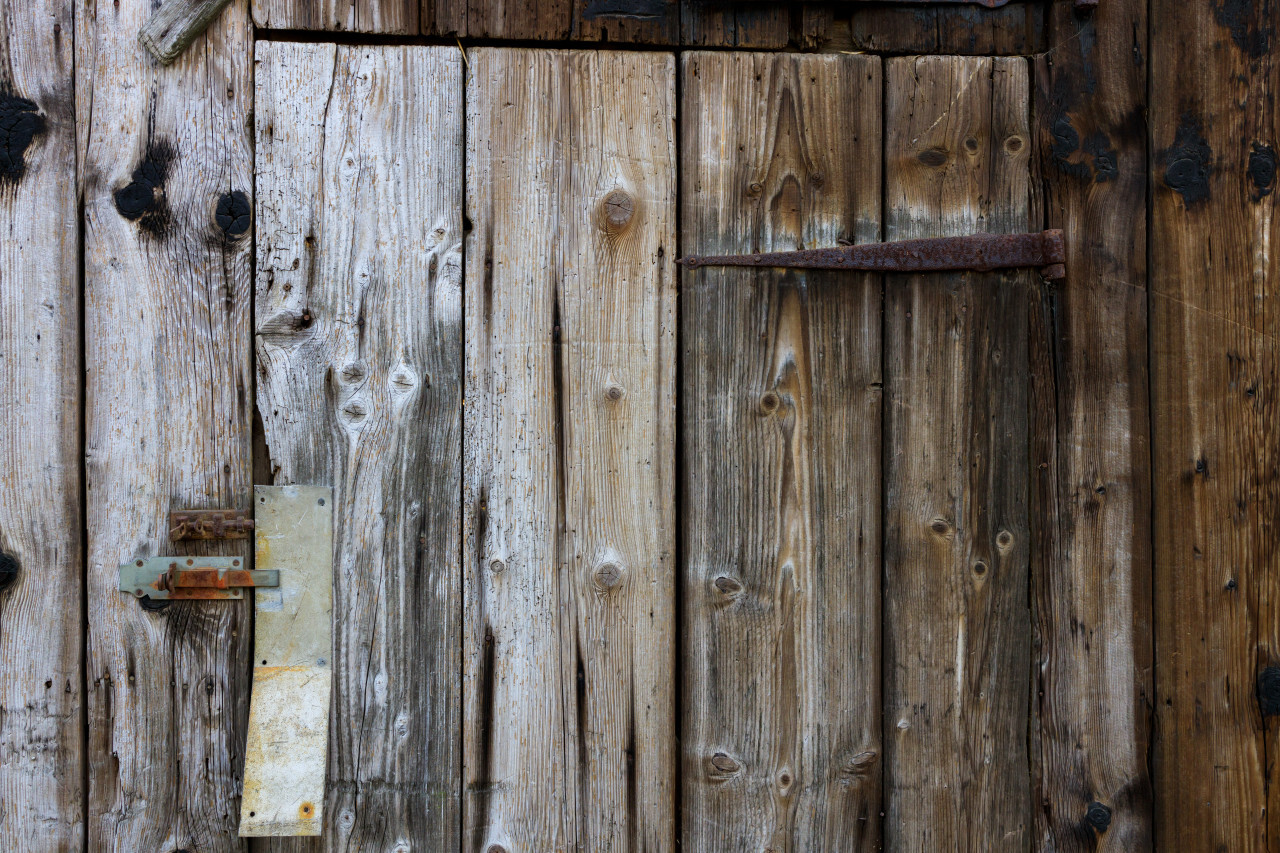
[464,48,676,853]
[1033,0,1154,847]
[883,55,1033,852]
[80,0,254,849]
[252,0,418,34]
[680,52,883,852]
[254,41,463,850]
[0,0,81,847]
[1150,0,1278,848]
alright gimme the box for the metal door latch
[170,508,255,540]
[679,229,1067,282]
[119,556,279,601]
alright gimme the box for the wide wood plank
[680,52,882,852]
[252,0,417,33]
[254,41,463,850]
[1150,1,1278,848]
[1032,0,1154,848]
[883,55,1033,851]
[79,0,254,849]
[0,0,80,847]
[464,48,676,852]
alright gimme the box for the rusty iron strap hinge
[679,229,1067,282]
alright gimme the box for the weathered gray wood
[464,47,676,852]
[80,0,254,848]
[680,51,883,851]
[1150,0,1278,847]
[1032,0,1154,847]
[139,0,234,65]
[0,0,81,847]
[883,55,1033,851]
[252,0,417,33]
[254,41,463,850]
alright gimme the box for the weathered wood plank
[800,4,1044,54]
[252,0,417,33]
[139,0,235,65]
[1150,0,1278,848]
[572,0,678,45]
[439,2,572,38]
[80,0,254,848]
[254,41,463,850]
[883,55,1033,851]
[464,47,676,852]
[1032,0,1154,848]
[680,51,882,851]
[681,3,788,48]
[0,0,81,846]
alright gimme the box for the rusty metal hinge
[679,229,1067,282]
[119,556,279,601]
[170,508,255,540]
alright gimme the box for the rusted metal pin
[680,229,1067,282]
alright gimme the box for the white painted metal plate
[239,485,333,837]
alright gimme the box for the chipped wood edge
[239,485,333,837]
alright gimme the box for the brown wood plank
[680,51,882,851]
[0,0,81,846]
[452,2,573,39]
[1032,0,1154,848]
[253,42,463,850]
[883,55,1034,851]
[252,0,417,33]
[572,0,679,44]
[801,4,1044,54]
[681,3,789,47]
[1150,0,1278,848]
[464,48,676,852]
[80,0,254,849]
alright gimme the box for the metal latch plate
[119,557,279,600]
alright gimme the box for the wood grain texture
[681,3,788,48]
[572,0,678,45]
[254,41,463,850]
[139,0,235,64]
[883,55,1033,852]
[79,0,254,849]
[1033,0,1154,848]
[1150,0,1279,848]
[464,48,676,853]
[0,0,81,847]
[680,51,882,852]
[800,4,1044,54]
[252,0,417,34]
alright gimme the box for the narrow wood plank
[0,0,81,846]
[681,3,788,48]
[464,47,676,852]
[680,51,882,852]
[240,486,333,837]
[801,4,1043,55]
[572,0,679,45]
[883,55,1033,851]
[252,0,417,34]
[452,2,572,39]
[1032,0,1154,848]
[80,0,254,848]
[255,41,463,850]
[1150,0,1278,847]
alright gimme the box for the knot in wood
[602,189,635,231]
[707,752,741,778]
[594,561,624,590]
[841,749,878,780]
[713,575,743,597]
[604,382,625,402]
[0,552,18,593]
[1085,801,1112,833]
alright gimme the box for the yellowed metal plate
[239,485,333,837]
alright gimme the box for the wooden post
[0,0,81,847]
[680,52,883,851]
[1033,0,1154,847]
[254,41,464,848]
[1151,0,1278,847]
[882,55,1034,851]
[464,48,677,852]
[80,0,254,848]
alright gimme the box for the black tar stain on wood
[1258,667,1280,717]
[581,0,666,19]
[0,94,46,184]
[216,190,251,237]
[1085,801,1112,833]
[114,139,176,237]
[1212,0,1272,57]
[1162,116,1213,205]
[0,552,18,593]
[1249,143,1276,201]
[1050,115,1117,183]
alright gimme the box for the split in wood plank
[464,47,677,853]
[255,40,464,850]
